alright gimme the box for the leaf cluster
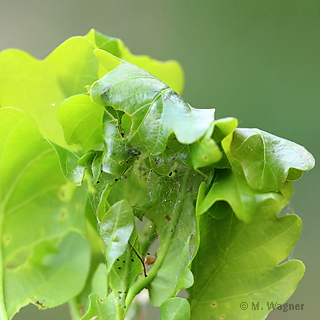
[0,30,315,320]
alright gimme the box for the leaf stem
[139,220,156,256]
[68,298,82,320]
[0,211,9,320]
[125,169,191,308]
[116,302,125,320]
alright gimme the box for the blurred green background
[1,0,319,319]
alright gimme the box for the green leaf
[90,58,215,155]
[114,158,202,310]
[0,108,90,318]
[107,159,160,217]
[85,29,184,94]
[58,94,104,152]
[212,117,238,143]
[144,168,202,307]
[94,49,122,76]
[81,293,116,320]
[98,200,134,272]
[191,117,238,171]
[189,204,304,320]
[197,166,291,223]
[49,142,85,186]
[44,36,98,97]
[91,263,107,301]
[85,29,121,57]
[72,216,106,317]
[0,36,99,148]
[118,42,185,96]
[6,232,90,311]
[0,49,66,146]
[1,30,315,320]
[160,297,190,320]
[230,128,315,192]
[190,122,222,170]
[146,136,190,176]
[172,268,194,297]
[148,233,192,307]
[109,231,143,318]
[100,110,138,182]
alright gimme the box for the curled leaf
[49,142,85,186]
[230,128,315,192]
[90,57,215,155]
[190,123,222,170]
[58,94,104,152]
[197,166,292,223]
